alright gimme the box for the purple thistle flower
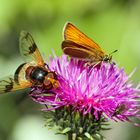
[31,55,140,123]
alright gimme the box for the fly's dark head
[43,71,58,90]
[26,66,48,85]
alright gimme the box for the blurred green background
[0,0,140,140]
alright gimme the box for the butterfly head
[103,50,118,63]
[103,55,112,63]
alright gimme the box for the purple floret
[30,55,140,123]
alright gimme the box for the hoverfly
[62,23,117,65]
[0,31,58,94]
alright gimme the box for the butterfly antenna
[109,50,118,55]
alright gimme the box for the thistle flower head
[31,55,140,123]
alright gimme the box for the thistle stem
[68,132,72,140]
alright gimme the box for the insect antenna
[108,49,118,65]
[109,50,118,56]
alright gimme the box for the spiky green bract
[44,106,110,140]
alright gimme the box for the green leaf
[84,132,94,140]
[59,127,71,134]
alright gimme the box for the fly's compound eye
[30,67,47,83]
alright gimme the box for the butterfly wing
[62,41,103,62]
[62,23,106,62]
[19,31,44,66]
